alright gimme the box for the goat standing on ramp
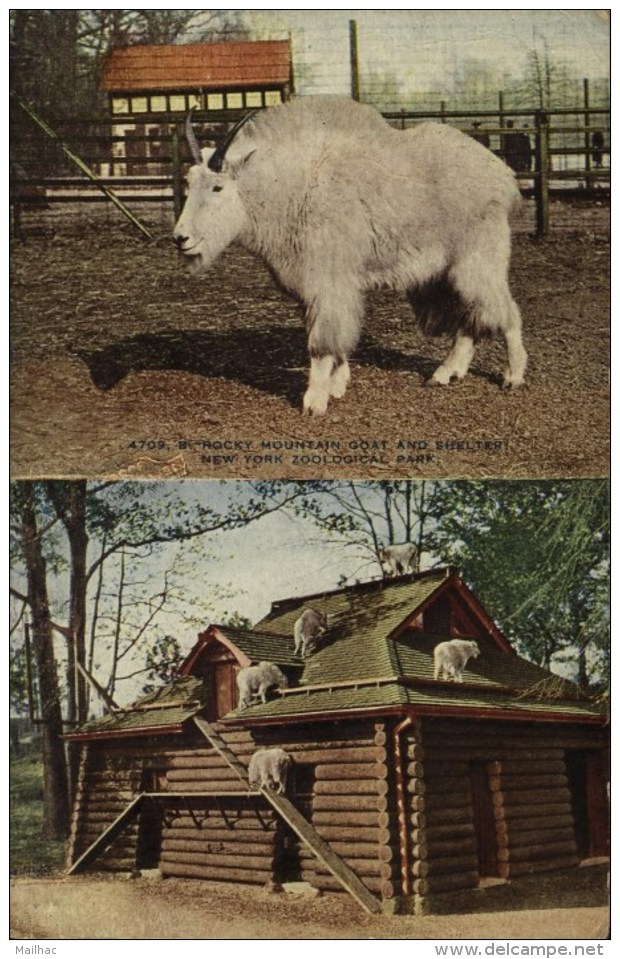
[174,96,527,415]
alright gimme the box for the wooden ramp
[67,793,144,875]
[193,717,382,915]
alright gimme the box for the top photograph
[10,9,610,481]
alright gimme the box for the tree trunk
[16,484,70,839]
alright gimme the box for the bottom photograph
[9,479,609,940]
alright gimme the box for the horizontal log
[260,735,378,753]
[162,838,274,856]
[300,842,394,863]
[314,778,388,797]
[160,850,274,870]
[411,860,428,879]
[315,762,388,781]
[427,870,479,894]
[507,827,576,848]
[161,862,272,883]
[423,762,469,779]
[311,794,389,812]
[405,743,425,762]
[166,768,242,782]
[161,825,276,843]
[500,760,567,777]
[423,777,470,796]
[425,837,477,860]
[409,795,425,812]
[312,810,390,829]
[155,781,255,794]
[424,794,472,814]
[504,802,573,821]
[507,815,575,836]
[315,826,391,845]
[301,854,393,880]
[508,854,580,878]
[424,822,475,842]
[498,788,571,807]
[425,854,478,878]
[499,774,569,792]
[164,811,277,829]
[419,807,471,828]
[505,840,577,863]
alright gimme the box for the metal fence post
[171,126,183,222]
[534,110,550,237]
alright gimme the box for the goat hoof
[424,376,443,388]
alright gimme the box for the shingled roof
[69,569,605,740]
[100,40,292,93]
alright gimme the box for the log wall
[252,720,399,900]
[419,718,608,899]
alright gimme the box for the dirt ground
[10,862,609,940]
[10,197,609,480]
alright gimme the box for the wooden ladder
[193,717,382,915]
[67,793,144,875]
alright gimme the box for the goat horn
[185,108,203,165]
[207,109,259,173]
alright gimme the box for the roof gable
[100,40,292,93]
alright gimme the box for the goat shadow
[72,328,501,408]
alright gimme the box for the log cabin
[65,567,609,915]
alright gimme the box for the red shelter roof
[100,40,292,93]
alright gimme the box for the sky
[246,9,610,96]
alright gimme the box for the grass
[10,748,66,876]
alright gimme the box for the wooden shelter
[99,39,292,175]
[66,568,609,914]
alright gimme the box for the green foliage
[10,751,65,875]
[427,480,609,687]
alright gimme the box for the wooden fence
[10,103,610,237]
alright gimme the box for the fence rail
[10,103,610,237]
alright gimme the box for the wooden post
[534,109,550,237]
[583,78,592,190]
[171,126,183,223]
[349,20,360,102]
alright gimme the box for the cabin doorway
[565,750,609,858]
[136,769,165,869]
[469,762,500,878]
[277,763,316,882]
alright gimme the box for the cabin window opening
[565,750,610,859]
[469,761,500,880]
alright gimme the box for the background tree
[427,480,609,689]
[9,478,307,831]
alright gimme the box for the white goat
[293,608,328,658]
[236,662,288,709]
[379,542,419,577]
[433,639,481,682]
[248,747,292,794]
[174,96,527,415]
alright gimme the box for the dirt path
[10,865,609,940]
[10,200,609,480]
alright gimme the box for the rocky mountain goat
[433,639,481,683]
[174,96,527,415]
